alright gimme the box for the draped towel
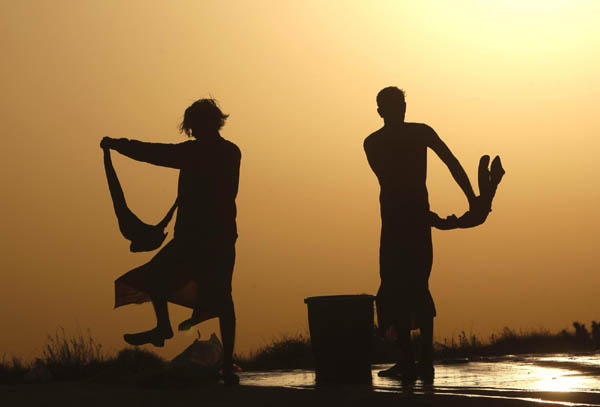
[103,148,177,252]
[431,155,505,230]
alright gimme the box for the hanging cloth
[103,148,177,252]
[431,155,505,230]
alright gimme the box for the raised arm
[424,126,476,207]
[101,137,190,169]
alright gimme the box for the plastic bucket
[304,294,375,385]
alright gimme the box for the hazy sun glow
[1,0,600,360]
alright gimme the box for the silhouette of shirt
[111,136,241,243]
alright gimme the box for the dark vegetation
[0,327,165,385]
[234,333,314,371]
[238,321,600,371]
[431,321,600,361]
[2,322,600,384]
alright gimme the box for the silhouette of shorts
[377,209,436,333]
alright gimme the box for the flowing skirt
[114,239,235,323]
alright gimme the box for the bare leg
[378,321,416,379]
[123,295,173,347]
[219,299,238,385]
[396,325,416,370]
[151,295,174,338]
[419,316,433,364]
[178,308,205,331]
[418,316,435,383]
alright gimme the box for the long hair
[179,98,229,138]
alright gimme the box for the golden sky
[2,0,600,359]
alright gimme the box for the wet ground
[4,353,600,406]
[241,353,600,406]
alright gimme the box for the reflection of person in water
[364,87,477,381]
[101,99,241,385]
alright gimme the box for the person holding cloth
[101,98,241,385]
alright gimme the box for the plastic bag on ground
[167,332,224,381]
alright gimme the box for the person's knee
[394,324,411,347]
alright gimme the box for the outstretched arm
[425,126,476,207]
[101,137,189,169]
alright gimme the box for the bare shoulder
[407,122,438,145]
[405,122,436,135]
[364,128,385,150]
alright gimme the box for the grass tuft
[235,333,313,371]
[37,327,106,380]
[111,347,166,374]
[0,328,166,385]
[435,322,600,360]
[0,355,29,385]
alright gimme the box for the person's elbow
[443,153,461,172]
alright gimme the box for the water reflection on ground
[240,353,600,405]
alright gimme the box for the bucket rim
[304,294,375,304]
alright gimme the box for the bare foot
[161,326,174,339]
[123,327,172,347]
[178,309,204,331]
[222,371,240,386]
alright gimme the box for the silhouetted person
[101,99,241,385]
[364,87,476,381]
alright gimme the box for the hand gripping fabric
[431,155,505,230]
[103,148,177,252]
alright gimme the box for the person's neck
[193,130,220,140]
[383,118,405,128]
